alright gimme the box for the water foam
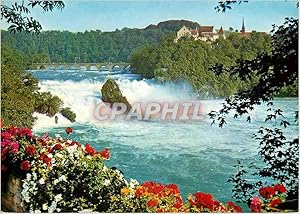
[33,78,196,131]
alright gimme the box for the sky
[1,0,298,32]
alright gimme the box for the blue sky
[1,0,298,32]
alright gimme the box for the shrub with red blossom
[1,126,291,213]
[250,184,288,212]
[20,160,31,171]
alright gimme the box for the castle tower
[240,17,245,33]
[218,26,224,35]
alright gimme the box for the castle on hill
[174,25,225,42]
[174,18,265,42]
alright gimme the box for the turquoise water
[31,70,298,208]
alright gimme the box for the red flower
[70,141,80,146]
[250,196,262,212]
[39,153,52,166]
[193,192,215,210]
[10,142,19,153]
[25,145,36,157]
[174,196,183,209]
[99,148,110,159]
[65,127,73,134]
[20,160,31,171]
[274,184,287,193]
[166,184,180,194]
[135,187,143,198]
[147,199,159,208]
[152,183,164,195]
[269,198,282,208]
[51,144,63,152]
[85,144,96,155]
[259,186,276,199]
[227,201,242,212]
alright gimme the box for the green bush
[60,107,76,122]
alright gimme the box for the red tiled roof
[199,26,214,33]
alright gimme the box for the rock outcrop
[101,79,131,112]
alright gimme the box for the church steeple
[241,17,245,33]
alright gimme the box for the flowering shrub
[1,126,290,213]
[1,127,120,212]
[186,192,242,212]
[249,184,287,212]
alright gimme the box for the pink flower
[1,139,11,147]
[7,127,18,136]
[1,164,7,172]
[1,131,11,140]
[10,142,19,153]
[250,196,262,212]
[18,128,33,138]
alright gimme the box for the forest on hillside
[130,32,298,97]
[1,20,203,63]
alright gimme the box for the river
[31,69,298,209]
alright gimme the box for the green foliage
[1,45,76,127]
[130,32,272,97]
[1,27,168,64]
[101,79,131,111]
[1,0,64,33]
[1,45,38,127]
[35,92,63,117]
[146,19,200,31]
[60,107,76,123]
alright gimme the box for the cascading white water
[33,77,198,130]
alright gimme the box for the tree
[1,1,64,33]
[209,1,298,210]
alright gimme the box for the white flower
[58,175,67,182]
[39,178,45,185]
[66,145,77,154]
[55,153,63,159]
[103,179,111,186]
[26,173,32,180]
[48,201,57,213]
[129,179,139,188]
[54,194,63,202]
[42,203,48,211]
[55,134,62,139]
[102,166,108,172]
[53,179,59,185]
[34,210,41,213]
